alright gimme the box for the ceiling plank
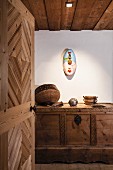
[84,0,112,30]
[106,18,113,29]
[71,0,96,30]
[21,0,39,30]
[45,0,61,31]
[94,1,113,30]
[21,0,113,31]
[61,0,77,30]
[27,0,48,30]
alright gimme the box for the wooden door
[0,0,35,169]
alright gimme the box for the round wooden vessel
[83,96,98,105]
[83,96,98,99]
[35,84,60,105]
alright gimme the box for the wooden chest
[35,103,113,163]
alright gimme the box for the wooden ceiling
[21,0,113,31]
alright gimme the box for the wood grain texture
[20,0,38,30]
[36,163,113,170]
[0,102,32,135]
[30,17,35,105]
[96,114,113,145]
[8,118,34,170]
[0,18,1,111]
[21,155,31,170]
[0,0,8,111]
[66,114,90,145]
[36,130,60,146]
[21,118,32,168]
[0,2,8,169]
[45,0,61,30]
[36,146,113,164]
[28,0,48,30]
[0,133,8,170]
[94,0,113,30]
[71,0,96,30]
[36,103,113,113]
[84,0,111,30]
[8,0,34,27]
[31,115,35,170]
[36,114,60,146]
[8,8,33,108]
[36,114,59,130]
[36,105,113,163]
[61,0,77,30]
[0,1,35,169]
[21,0,113,31]
[90,114,97,146]
[60,114,66,145]
[8,125,22,170]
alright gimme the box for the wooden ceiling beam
[21,0,113,31]
[106,18,113,29]
[71,0,95,30]
[34,0,48,30]
[61,0,77,30]
[94,1,113,30]
[27,0,48,30]
[84,0,112,30]
[45,0,61,31]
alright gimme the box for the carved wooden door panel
[0,0,35,169]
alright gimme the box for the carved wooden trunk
[35,103,113,164]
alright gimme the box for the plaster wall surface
[35,30,113,103]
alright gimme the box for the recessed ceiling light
[65,2,73,8]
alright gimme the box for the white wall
[35,30,113,103]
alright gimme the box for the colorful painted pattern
[63,49,76,76]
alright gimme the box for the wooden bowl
[83,96,98,99]
[83,96,98,105]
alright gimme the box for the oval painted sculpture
[63,49,76,76]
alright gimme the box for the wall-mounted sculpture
[63,49,76,76]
